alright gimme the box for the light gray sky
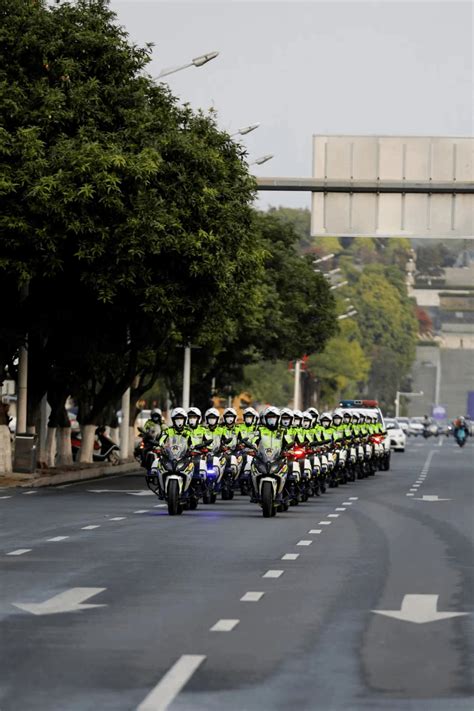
[110,1,472,209]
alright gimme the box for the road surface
[1,437,473,710]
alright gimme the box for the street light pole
[293,359,301,410]
[231,122,260,137]
[182,346,192,410]
[395,391,424,418]
[250,154,274,166]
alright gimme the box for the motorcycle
[71,426,120,464]
[134,428,158,471]
[148,435,202,515]
[454,427,468,447]
[250,435,289,518]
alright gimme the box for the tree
[0,0,260,463]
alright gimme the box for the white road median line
[296,540,312,546]
[47,536,69,542]
[7,549,31,556]
[282,553,299,560]
[263,570,284,578]
[308,529,322,534]
[210,619,239,632]
[82,525,100,530]
[136,654,206,711]
[240,592,264,602]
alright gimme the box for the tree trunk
[57,427,73,466]
[0,425,12,475]
[79,424,96,463]
[46,427,57,468]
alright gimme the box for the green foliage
[241,361,294,407]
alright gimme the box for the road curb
[0,462,141,489]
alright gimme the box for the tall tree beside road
[0,0,258,463]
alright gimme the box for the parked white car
[385,418,406,452]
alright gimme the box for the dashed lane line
[22,491,38,495]
[240,592,264,602]
[296,540,312,546]
[7,549,31,556]
[0,496,12,499]
[133,510,149,514]
[109,517,126,521]
[327,514,339,518]
[210,619,239,632]
[263,570,284,578]
[82,525,100,530]
[319,521,332,525]
[342,502,353,505]
[136,654,206,711]
[335,507,346,511]
[282,553,300,560]
[349,497,358,501]
[308,529,322,534]
[47,536,69,542]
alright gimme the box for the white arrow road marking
[13,587,107,615]
[137,654,206,711]
[414,495,452,501]
[372,594,469,624]
[210,619,239,632]
[241,592,264,602]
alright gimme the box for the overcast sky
[109,1,472,210]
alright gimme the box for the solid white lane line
[109,517,126,521]
[136,654,206,711]
[297,540,312,546]
[342,502,353,505]
[47,536,69,542]
[308,529,322,534]
[282,553,299,560]
[133,510,149,514]
[335,507,346,511]
[241,592,264,602]
[349,497,358,500]
[82,525,100,530]
[210,619,239,632]
[327,514,339,518]
[319,521,332,525]
[7,549,31,556]
[263,570,284,578]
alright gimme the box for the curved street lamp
[231,122,260,137]
[250,154,274,166]
[157,51,219,79]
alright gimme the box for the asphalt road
[1,437,473,711]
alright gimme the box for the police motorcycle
[219,408,244,500]
[200,408,226,503]
[454,417,469,447]
[248,408,290,518]
[135,428,158,470]
[279,409,303,505]
[318,413,340,487]
[236,407,260,496]
[147,435,199,515]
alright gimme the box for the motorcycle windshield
[163,435,188,461]
[257,434,282,463]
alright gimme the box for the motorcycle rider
[187,407,208,444]
[143,408,165,438]
[158,407,190,445]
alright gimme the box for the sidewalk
[0,460,141,489]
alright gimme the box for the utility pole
[293,359,301,410]
[182,346,191,410]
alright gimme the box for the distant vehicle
[397,417,410,434]
[408,418,424,437]
[339,399,391,470]
[384,418,406,452]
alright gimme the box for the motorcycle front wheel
[262,481,274,518]
[167,480,181,515]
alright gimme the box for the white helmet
[320,411,332,427]
[263,406,280,430]
[171,407,187,429]
[293,409,303,427]
[243,407,258,425]
[187,407,202,428]
[332,408,344,426]
[204,407,220,427]
[150,408,162,423]
[307,407,319,425]
[302,410,313,429]
[280,407,294,428]
[223,407,237,426]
